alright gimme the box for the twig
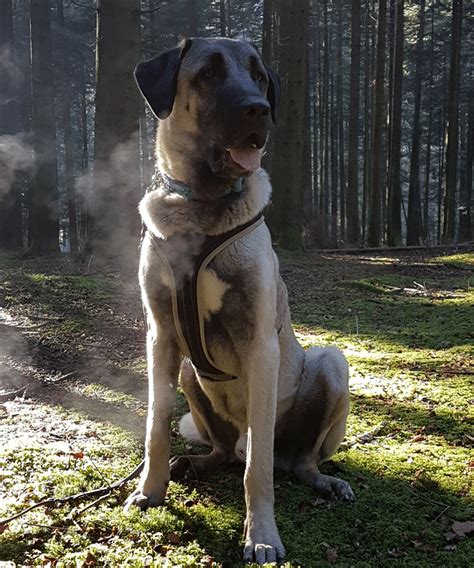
[408,488,451,509]
[0,386,28,403]
[74,493,112,517]
[0,460,144,526]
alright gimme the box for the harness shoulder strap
[149,212,264,381]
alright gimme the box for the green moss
[1,251,473,566]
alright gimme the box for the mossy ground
[0,249,472,567]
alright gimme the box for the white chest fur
[197,268,230,320]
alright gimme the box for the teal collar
[159,172,244,201]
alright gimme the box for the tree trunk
[184,0,198,37]
[270,0,309,250]
[422,1,434,242]
[29,0,59,255]
[406,0,425,246]
[346,0,361,244]
[336,0,345,241]
[90,0,141,263]
[387,0,403,246]
[367,0,386,247]
[459,88,472,242]
[0,0,23,250]
[442,0,463,242]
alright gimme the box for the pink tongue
[228,147,262,171]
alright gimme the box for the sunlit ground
[0,250,473,566]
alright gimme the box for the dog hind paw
[314,475,355,502]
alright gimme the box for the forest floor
[0,247,473,567]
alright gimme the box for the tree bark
[406,0,426,246]
[0,0,23,250]
[367,0,387,247]
[387,0,403,246]
[336,0,345,242]
[346,0,361,244]
[29,0,59,255]
[90,0,141,263]
[442,0,463,242]
[459,88,472,242]
[270,0,309,250]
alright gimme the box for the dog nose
[242,103,270,119]
[239,98,271,119]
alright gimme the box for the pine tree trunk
[336,0,345,241]
[29,0,59,255]
[459,89,472,242]
[219,0,226,36]
[406,0,426,246]
[387,0,403,246]
[423,2,435,242]
[271,0,309,250]
[90,0,140,263]
[0,0,23,250]
[346,0,361,244]
[442,0,463,242]
[367,0,387,247]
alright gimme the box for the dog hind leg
[277,347,355,502]
[170,360,238,480]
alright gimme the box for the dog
[125,37,354,565]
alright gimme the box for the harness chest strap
[149,212,264,381]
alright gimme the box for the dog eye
[203,66,216,79]
[254,71,265,82]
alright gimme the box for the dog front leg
[125,325,180,510]
[243,334,285,564]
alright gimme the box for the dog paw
[243,522,285,565]
[124,482,168,511]
[313,475,355,502]
[169,455,197,480]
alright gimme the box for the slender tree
[442,0,463,242]
[0,0,23,250]
[406,0,426,245]
[90,0,141,262]
[29,0,59,254]
[346,0,361,244]
[387,0,404,246]
[459,87,472,242]
[271,0,309,250]
[367,0,387,247]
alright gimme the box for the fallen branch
[315,242,473,254]
[0,460,144,526]
[0,386,28,403]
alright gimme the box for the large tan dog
[126,37,354,564]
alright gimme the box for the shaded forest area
[0,0,472,258]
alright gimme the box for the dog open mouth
[211,134,266,177]
[225,133,266,173]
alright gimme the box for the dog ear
[134,39,192,120]
[264,65,281,124]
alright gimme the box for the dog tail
[179,412,206,444]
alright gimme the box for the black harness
[148,212,264,381]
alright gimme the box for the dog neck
[157,170,245,202]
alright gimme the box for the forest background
[0,0,472,260]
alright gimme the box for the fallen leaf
[166,532,180,545]
[409,434,426,443]
[451,520,474,537]
[71,451,84,460]
[0,524,9,534]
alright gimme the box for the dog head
[135,38,280,185]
